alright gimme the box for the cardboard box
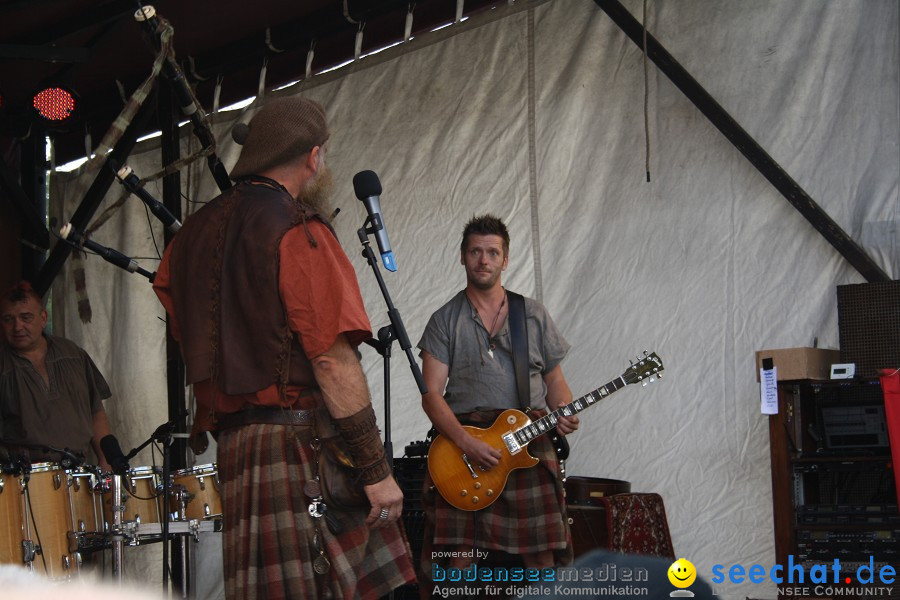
[755,347,841,382]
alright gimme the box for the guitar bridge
[501,432,522,455]
[461,454,479,479]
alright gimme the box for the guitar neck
[512,376,628,447]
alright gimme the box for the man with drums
[1,280,117,577]
[0,281,115,471]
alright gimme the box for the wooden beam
[33,93,158,296]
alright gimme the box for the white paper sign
[760,366,778,415]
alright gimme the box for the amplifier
[821,405,889,449]
[393,456,427,552]
[798,503,900,524]
[565,476,631,505]
[393,456,427,513]
[792,459,896,507]
[390,456,428,600]
[567,504,609,558]
[564,476,631,557]
[797,529,900,563]
[837,281,900,378]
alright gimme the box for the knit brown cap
[230,96,330,179]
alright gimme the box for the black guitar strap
[506,291,530,412]
[507,290,570,462]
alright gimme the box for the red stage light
[33,86,78,122]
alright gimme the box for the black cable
[185,194,209,206]
[24,480,49,574]
[143,202,163,260]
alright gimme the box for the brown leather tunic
[165,182,330,396]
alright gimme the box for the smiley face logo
[668,558,697,588]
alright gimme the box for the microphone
[59,222,156,281]
[13,454,31,482]
[43,446,84,469]
[114,164,182,233]
[100,435,130,476]
[150,410,189,443]
[353,170,396,272]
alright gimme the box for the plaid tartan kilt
[419,411,573,580]
[218,423,416,600]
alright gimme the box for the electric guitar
[427,351,664,511]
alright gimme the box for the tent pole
[159,76,190,597]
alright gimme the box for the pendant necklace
[485,292,507,359]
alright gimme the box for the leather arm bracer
[333,405,391,485]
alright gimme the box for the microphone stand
[43,445,87,470]
[111,473,125,584]
[357,223,426,600]
[356,222,428,467]
[134,4,232,193]
[160,428,173,598]
[54,224,157,283]
[364,328,396,463]
[0,438,93,474]
[123,413,187,596]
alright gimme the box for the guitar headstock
[622,351,664,386]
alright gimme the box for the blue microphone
[353,170,396,272]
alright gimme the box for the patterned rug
[599,492,675,559]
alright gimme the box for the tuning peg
[641,380,649,387]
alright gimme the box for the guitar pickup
[502,433,522,454]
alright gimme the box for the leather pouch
[318,437,369,510]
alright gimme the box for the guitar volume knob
[471,496,480,503]
[460,490,468,497]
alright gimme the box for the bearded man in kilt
[154,96,415,599]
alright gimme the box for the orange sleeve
[278,220,372,359]
[152,243,182,341]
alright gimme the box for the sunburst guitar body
[427,352,664,511]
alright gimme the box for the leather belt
[215,406,316,430]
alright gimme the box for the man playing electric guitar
[417,214,579,595]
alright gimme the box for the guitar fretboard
[512,377,627,447]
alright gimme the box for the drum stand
[110,473,125,584]
[108,473,211,597]
[120,415,190,597]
